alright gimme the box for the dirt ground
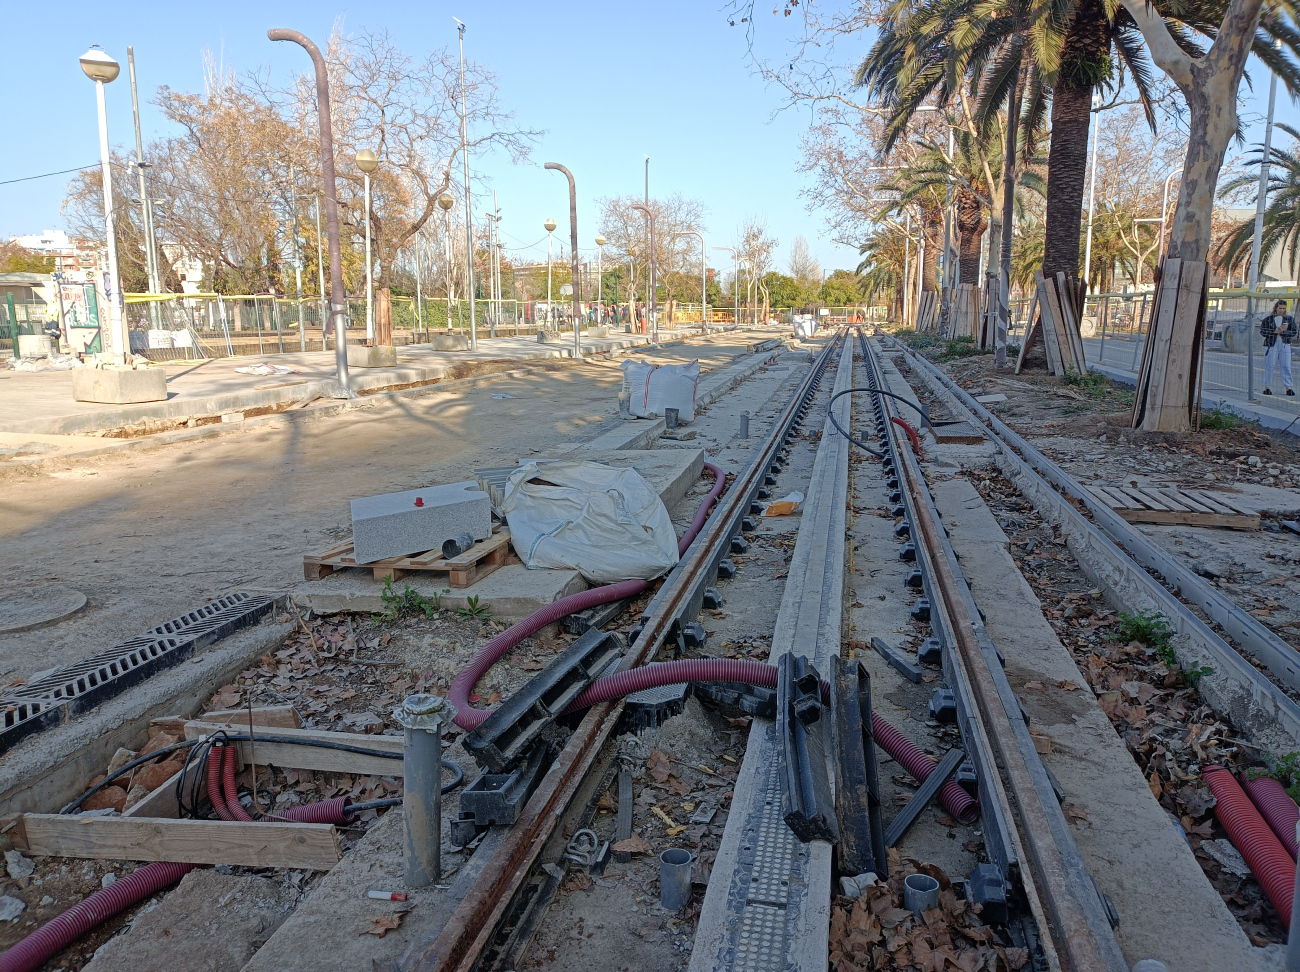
[0,335,762,684]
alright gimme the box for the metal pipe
[1083,92,1101,294]
[267,29,352,397]
[127,48,160,314]
[396,694,450,887]
[364,172,374,343]
[545,163,582,359]
[455,19,477,351]
[633,204,657,340]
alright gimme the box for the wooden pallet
[303,528,513,586]
[1085,485,1259,530]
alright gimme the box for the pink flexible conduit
[1243,774,1300,860]
[1206,764,1296,926]
[0,746,358,972]
[450,462,727,731]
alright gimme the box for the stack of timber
[948,283,981,340]
[914,291,940,333]
[1019,270,1088,376]
[978,273,998,350]
[1130,257,1208,432]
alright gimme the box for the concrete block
[350,480,491,564]
[426,333,469,351]
[346,344,398,368]
[537,330,563,344]
[16,335,53,357]
[588,326,609,338]
[72,366,168,404]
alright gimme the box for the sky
[2,0,1298,278]
[0,0,858,277]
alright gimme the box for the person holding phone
[1261,299,1296,396]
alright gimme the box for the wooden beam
[197,705,303,730]
[15,814,342,870]
[183,721,403,777]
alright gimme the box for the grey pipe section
[268,28,352,398]
[545,163,581,359]
[395,694,450,886]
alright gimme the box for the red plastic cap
[415,497,424,507]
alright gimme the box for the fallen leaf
[1023,681,1047,691]
[611,835,653,855]
[597,791,616,811]
[647,750,672,783]
[363,914,404,938]
[1056,680,1081,692]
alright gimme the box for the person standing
[1261,299,1296,396]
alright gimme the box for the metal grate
[0,592,278,753]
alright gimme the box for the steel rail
[895,341,1300,750]
[403,333,845,972]
[859,330,1129,972]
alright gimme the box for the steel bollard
[740,411,750,439]
[394,693,454,887]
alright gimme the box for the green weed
[1199,408,1246,432]
[1063,368,1110,397]
[458,594,492,620]
[378,577,448,621]
[1184,662,1215,687]
[1111,609,1172,647]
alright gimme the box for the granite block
[350,480,491,564]
[72,366,169,404]
[346,344,398,368]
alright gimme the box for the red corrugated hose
[1205,764,1296,926]
[891,416,922,456]
[1242,774,1300,860]
[450,462,727,730]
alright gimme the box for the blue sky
[2,0,1297,276]
[0,0,858,275]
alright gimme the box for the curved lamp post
[631,204,657,340]
[80,46,129,362]
[356,148,379,344]
[267,29,352,397]
[544,163,581,359]
[544,218,557,330]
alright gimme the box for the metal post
[902,213,912,326]
[91,75,128,361]
[268,29,352,396]
[127,48,160,324]
[415,243,424,341]
[1099,295,1109,359]
[395,694,451,887]
[1248,60,1278,403]
[363,172,373,343]
[290,165,306,352]
[1083,92,1101,293]
[546,226,554,328]
[597,241,603,326]
[633,204,657,341]
[314,197,326,348]
[544,163,582,359]
[455,19,477,351]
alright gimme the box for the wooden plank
[198,705,302,729]
[1124,486,1177,512]
[183,721,404,777]
[1088,486,1133,509]
[1015,294,1042,375]
[1202,492,1255,516]
[1158,488,1216,514]
[1158,261,1206,424]
[931,422,987,445]
[1180,491,1240,515]
[15,814,342,870]
[1139,260,1182,422]
[123,766,189,819]
[1035,272,1066,375]
[1056,272,1088,373]
[1110,507,1259,530]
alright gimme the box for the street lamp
[674,232,707,331]
[595,235,606,327]
[356,148,379,345]
[1083,91,1102,293]
[439,192,454,330]
[544,162,581,359]
[631,204,657,340]
[79,46,129,362]
[545,218,556,329]
[454,18,477,351]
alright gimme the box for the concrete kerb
[1088,361,1300,436]
[0,608,294,819]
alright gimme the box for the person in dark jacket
[1261,299,1296,396]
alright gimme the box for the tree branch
[1119,0,1195,89]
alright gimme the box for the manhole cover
[0,587,87,635]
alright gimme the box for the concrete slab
[85,870,296,972]
[0,586,87,634]
[72,366,168,404]
[293,563,587,620]
[347,344,398,368]
[929,478,1011,551]
[931,480,1266,972]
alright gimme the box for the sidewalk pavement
[0,328,735,437]
[1089,361,1300,436]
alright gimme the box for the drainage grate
[0,592,279,753]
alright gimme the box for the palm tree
[859,0,1300,287]
[1215,125,1300,279]
[857,228,909,319]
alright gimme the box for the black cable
[827,396,886,458]
[830,387,934,430]
[438,759,465,792]
[349,797,403,813]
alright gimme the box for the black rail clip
[463,627,623,773]
[830,656,887,877]
[777,653,840,844]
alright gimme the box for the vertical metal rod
[1083,92,1100,294]
[456,20,477,352]
[290,165,306,352]
[364,172,374,343]
[397,695,447,887]
[127,47,159,324]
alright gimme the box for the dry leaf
[647,750,672,784]
[597,791,616,811]
[611,835,653,855]
[1056,680,1082,691]
[363,914,404,938]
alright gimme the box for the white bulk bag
[619,358,700,422]
[501,460,680,583]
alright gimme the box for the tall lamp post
[454,18,477,351]
[595,235,606,327]
[544,218,557,328]
[632,204,657,340]
[79,47,129,362]
[126,48,160,315]
[356,148,379,345]
[1083,92,1102,293]
[544,163,581,359]
[268,29,352,396]
[438,192,454,329]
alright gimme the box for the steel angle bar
[831,656,887,877]
[897,343,1300,746]
[861,331,1128,972]
[883,747,964,848]
[404,336,845,972]
[777,653,839,843]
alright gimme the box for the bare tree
[735,217,779,323]
[787,235,821,288]
[597,193,707,320]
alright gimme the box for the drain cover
[0,587,87,635]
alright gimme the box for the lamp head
[80,46,120,83]
[545,219,557,233]
[355,149,379,173]
[595,235,606,247]
[438,193,454,211]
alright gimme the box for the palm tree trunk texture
[922,208,943,291]
[1042,81,1093,281]
[956,188,987,286]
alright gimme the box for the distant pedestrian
[1261,299,1296,396]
